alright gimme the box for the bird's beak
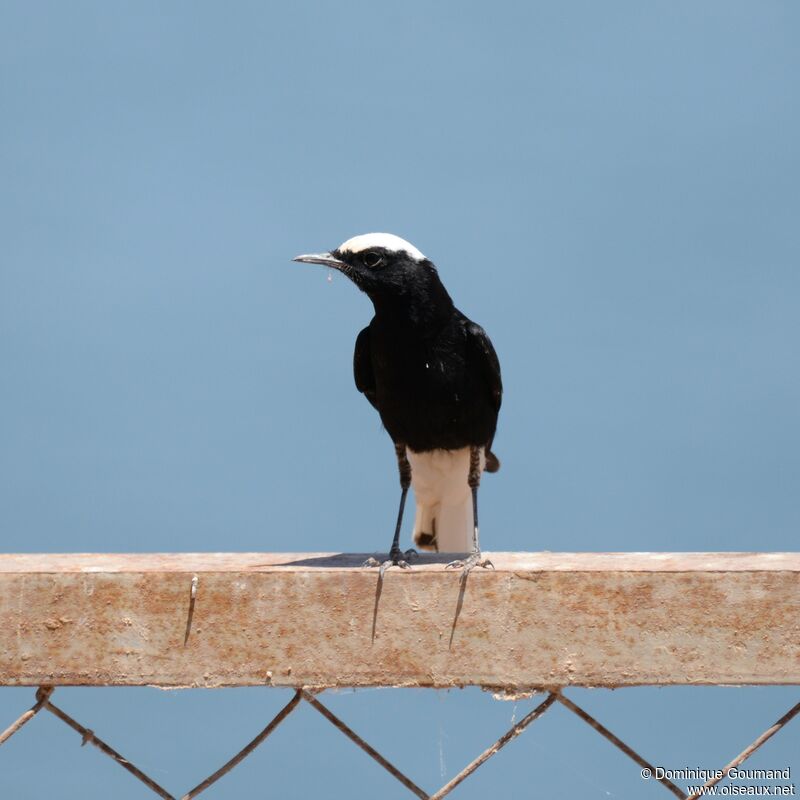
[292,252,347,270]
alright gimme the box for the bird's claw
[379,558,409,579]
[445,552,494,576]
[363,548,417,576]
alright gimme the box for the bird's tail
[407,447,493,553]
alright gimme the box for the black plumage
[294,233,501,572]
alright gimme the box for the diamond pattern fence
[2,685,798,799]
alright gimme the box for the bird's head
[293,233,441,304]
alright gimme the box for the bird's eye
[362,251,383,268]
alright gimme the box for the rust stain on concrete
[0,553,798,689]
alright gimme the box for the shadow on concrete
[282,552,464,568]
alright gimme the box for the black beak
[292,251,347,269]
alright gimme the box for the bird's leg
[446,446,494,574]
[363,442,417,574]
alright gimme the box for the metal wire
[1,685,798,799]
[685,699,800,800]
[0,685,52,745]
[181,690,303,799]
[42,692,176,800]
[301,690,429,799]
[428,692,557,800]
[555,692,686,799]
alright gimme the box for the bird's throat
[367,272,455,332]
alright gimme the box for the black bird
[294,233,502,574]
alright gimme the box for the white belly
[406,447,485,552]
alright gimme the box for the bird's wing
[353,325,379,410]
[465,320,502,413]
[465,320,503,470]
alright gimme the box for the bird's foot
[363,548,417,577]
[445,551,494,576]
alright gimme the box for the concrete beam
[0,553,798,689]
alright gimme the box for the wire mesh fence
[2,685,797,799]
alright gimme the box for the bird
[293,233,502,574]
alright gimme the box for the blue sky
[1,2,798,798]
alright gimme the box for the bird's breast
[368,331,491,451]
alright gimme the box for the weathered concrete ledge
[0,553,798,689]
